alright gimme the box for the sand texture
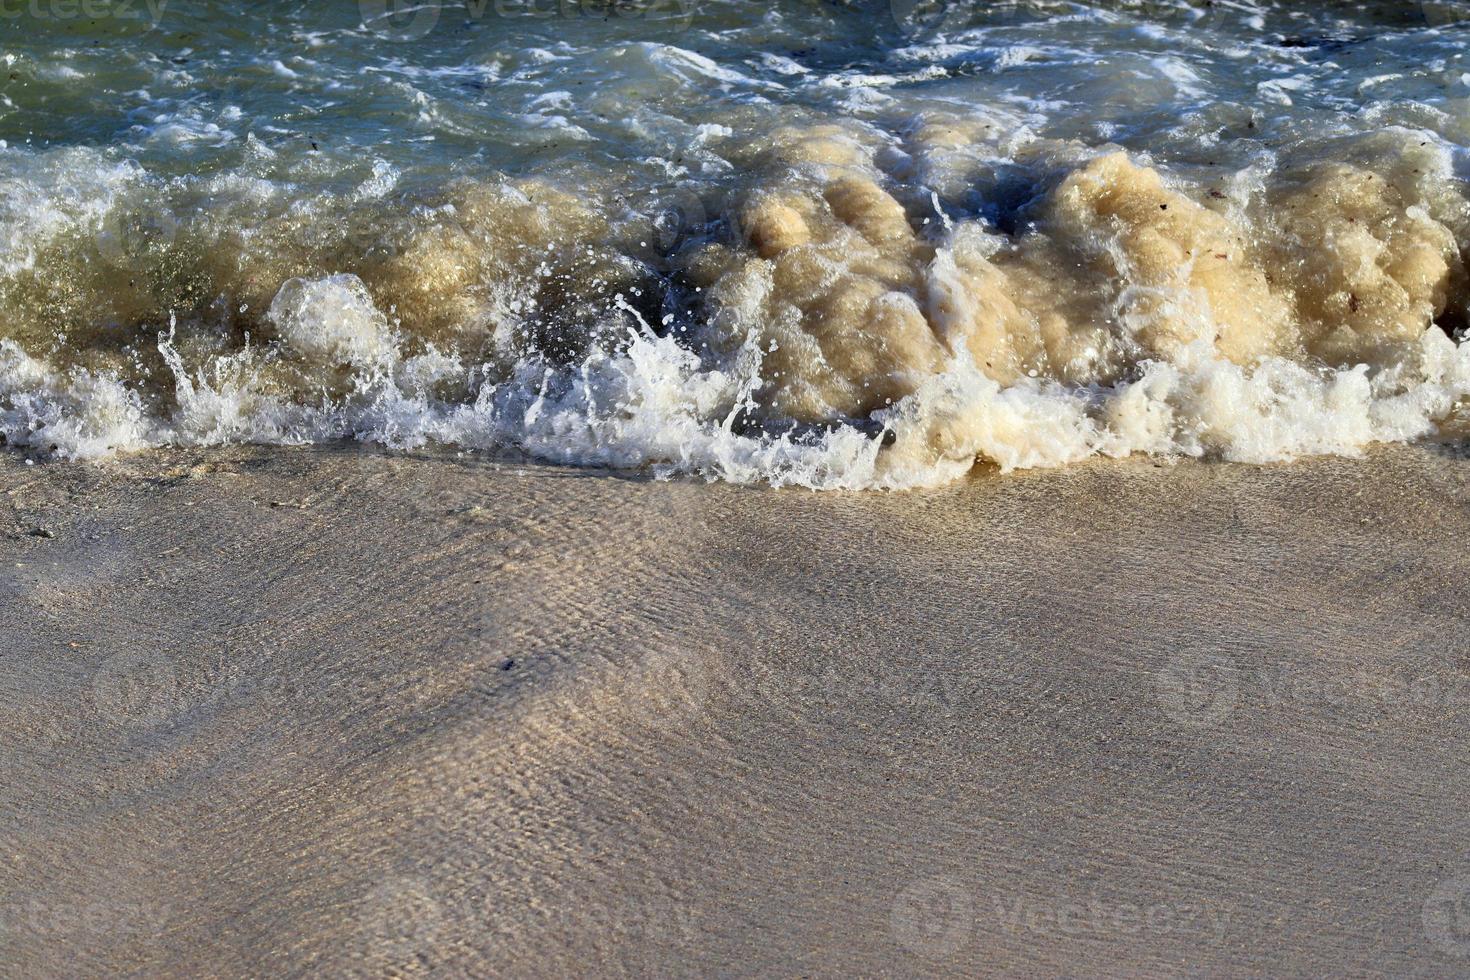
[3,444,1470,976]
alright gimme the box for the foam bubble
[2,4,1469,487]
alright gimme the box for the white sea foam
[1,1,1468,487]
[2,271,1466,490]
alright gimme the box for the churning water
[3,0,1470,486]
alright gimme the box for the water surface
[2,0,1469,486]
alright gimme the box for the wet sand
[3,443,1470,977]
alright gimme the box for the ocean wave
[1,2,1468,487]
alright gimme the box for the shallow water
[2,0,1469,486]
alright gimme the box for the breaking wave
[2,0,1469,487]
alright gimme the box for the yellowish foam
[0,125,1467,487]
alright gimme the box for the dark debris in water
[1271,34,1365,54]
[754,415,898,448]
[1436,306,1470,342]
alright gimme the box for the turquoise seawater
[1,1,1469,486]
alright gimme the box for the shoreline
[4,442,1470,975]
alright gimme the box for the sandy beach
[6,1,1470,975]
[2,443,1468,976]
